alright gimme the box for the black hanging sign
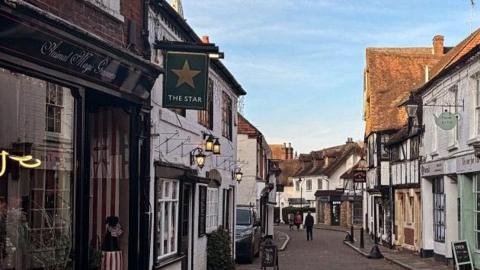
[452,240,474,270]
[0,12,160,99]
[353,171,367,183]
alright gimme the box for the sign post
[452,240,474,270]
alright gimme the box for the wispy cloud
[183,0,477,153]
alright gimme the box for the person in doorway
[288,213,294,231]
[304,211,314,241]
[294,212,302,231]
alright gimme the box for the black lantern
[234,168,243,183]
[213,138,221,155]
[404,95,419,119]
[204,135,214,152]
[190,147,206,169]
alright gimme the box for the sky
[182,0,479,154]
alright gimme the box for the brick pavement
[345,228,451,270]
[236,225,403,270]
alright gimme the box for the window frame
[206,187,219,233]
[474,174,480,250]
[85,0,124,22]
[45,82,64,133]
[155,178,180,261]
[198,78,214,130]
[433,177,446,243]
[306,179,312,191]
[221,92,233,140]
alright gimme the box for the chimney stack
[201,35,210,44]
[346,137,353,144]
[433,35,444,56]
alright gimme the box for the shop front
[457,153,480,268]
[420,159,458,261]
[0,4,161,270]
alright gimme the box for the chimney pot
[433,35,444,56]
[201,35,210,44]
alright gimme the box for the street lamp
[204,135,214,152]
[298,178,303,210]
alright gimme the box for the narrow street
[237,226,402,270]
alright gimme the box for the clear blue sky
[183,0,477,153]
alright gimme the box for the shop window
[0,68,74,269]
[198,79,213,130]
[206,188,219,233]
[306,179,312,191]
[155,178,179,260]
[222,92,232,140]
[433,178,445,242]
[474,175,480,250]
[45,82,64,133]
[198,186,207,236]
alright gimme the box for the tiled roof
[237,113,260,136]
[277,159,304,186]
[429,29,480,79]
[270,144,285,160]
[364,47,443,137]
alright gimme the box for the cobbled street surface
[236,225,403,270]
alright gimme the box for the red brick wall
[25,0,145,56]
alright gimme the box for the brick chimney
[201,35,210,44]
[433,35,444,56]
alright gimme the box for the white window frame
[317,179,323,190]
[306,179,312,191]
[475,79,480,138]
[474,174,480,250]
[206,188,219,233]
[86,0,124,21]
[449,86,459,147]
[156,178,179,260]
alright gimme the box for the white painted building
[417,42,480,261]
[236,113,277,237]
[147,1,246,269]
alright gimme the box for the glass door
[87,105,130,270]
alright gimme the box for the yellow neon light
[0,150,42,177]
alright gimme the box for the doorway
[86,96,132,270]
[331,201,341,226]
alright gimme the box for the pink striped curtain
[89,107,129,248]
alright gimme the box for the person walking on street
[294,212,302,231]
[288,213,294,231]
[304,211,314,241]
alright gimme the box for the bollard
[360,228,364,248]
[350,225,355,243]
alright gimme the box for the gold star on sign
[171,60,201,88]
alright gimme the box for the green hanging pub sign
[163,52,209,110]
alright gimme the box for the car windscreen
[236,209,251,225]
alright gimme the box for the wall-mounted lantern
[190,147,206,169]
[233,167,243,183]
[213,138,221,155]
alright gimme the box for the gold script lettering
[0,150,42,177]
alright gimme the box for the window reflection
[0,68,74,269]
